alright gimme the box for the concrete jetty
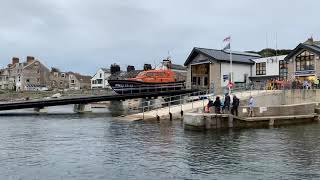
[118,90,281,121]
[184,102,320,131]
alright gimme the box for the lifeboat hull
[108,80,185,94]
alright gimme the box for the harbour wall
[184,90,320,131]
[239,89,320,107]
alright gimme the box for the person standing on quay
[248,96,254,117]
[231,95,239,116]
[213,96,222,114]
[223,93,231,113]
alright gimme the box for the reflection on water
[0,111,319,179]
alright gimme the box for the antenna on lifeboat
[153,60,158,70]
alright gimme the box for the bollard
[156,115,160,121]
[202,96,205,113]
[269,118,275,126]
[191,97,194,110]
[169,112,172,121]
[180,95,183,116]
[142,104,145,120]
[180,110,184,117]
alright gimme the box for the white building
[250,55,287,85]
[91,68,111,89]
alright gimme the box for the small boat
[108,69,185,94]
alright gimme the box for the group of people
[206,93,239,116]
[206,94,255,117]
[265,78,320,90]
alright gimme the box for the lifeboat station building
[184,47,261,93]
[284,38,320,82]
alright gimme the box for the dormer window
[296,50,315,71]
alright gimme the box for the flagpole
[230,38,233,85]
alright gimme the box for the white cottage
[91,68,111,89]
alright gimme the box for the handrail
[138,90,211,119]
[113,82,186,95]
[137,86,270,119]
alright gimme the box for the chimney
[27,56,35,64]
[304,37,314,45]
[12,57,19,65]
[110,63,121,74]
[143,64,152,71]
[127,65,135,72]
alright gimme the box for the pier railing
[138,86,279,120]
[139,90,211,119]
[112,82,186,95]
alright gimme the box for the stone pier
[73,104,92,113]
[184,102,320,131]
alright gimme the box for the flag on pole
[223,36,231,42]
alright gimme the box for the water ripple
[0,116,319,179]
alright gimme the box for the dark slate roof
[171,64,187,71]
[101,68,111,73]
[284,43,320,61]
[184,47,261,66]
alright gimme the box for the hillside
[246,48,291,57]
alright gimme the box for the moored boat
[108,69,185,94]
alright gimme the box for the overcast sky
[0,0,319,75]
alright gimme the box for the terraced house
[0,68,9,90]
[6,56,50,91]
[69,72,91,90]
[49,68,70,90]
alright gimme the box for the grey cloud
[0,0,320,74]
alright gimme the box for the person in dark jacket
[206,99,214,113]
[213,96,222,114]
[231,95,239,116]
[223,93,231,113]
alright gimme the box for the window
[37,69,40,74]
[256,62,266,75]
[71,80,75,84]
[192,77,197,85]
[37,78,40,83]
[279,60,288,80]
[295,50,315,71]
[204,77,208,86]
[26,79,30,83]
[97,79,103,84]
[99,73,102,78]
[197,77,201,86]
[146,72,154,77]
[158,72,166,77]
[61,73,65,78]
